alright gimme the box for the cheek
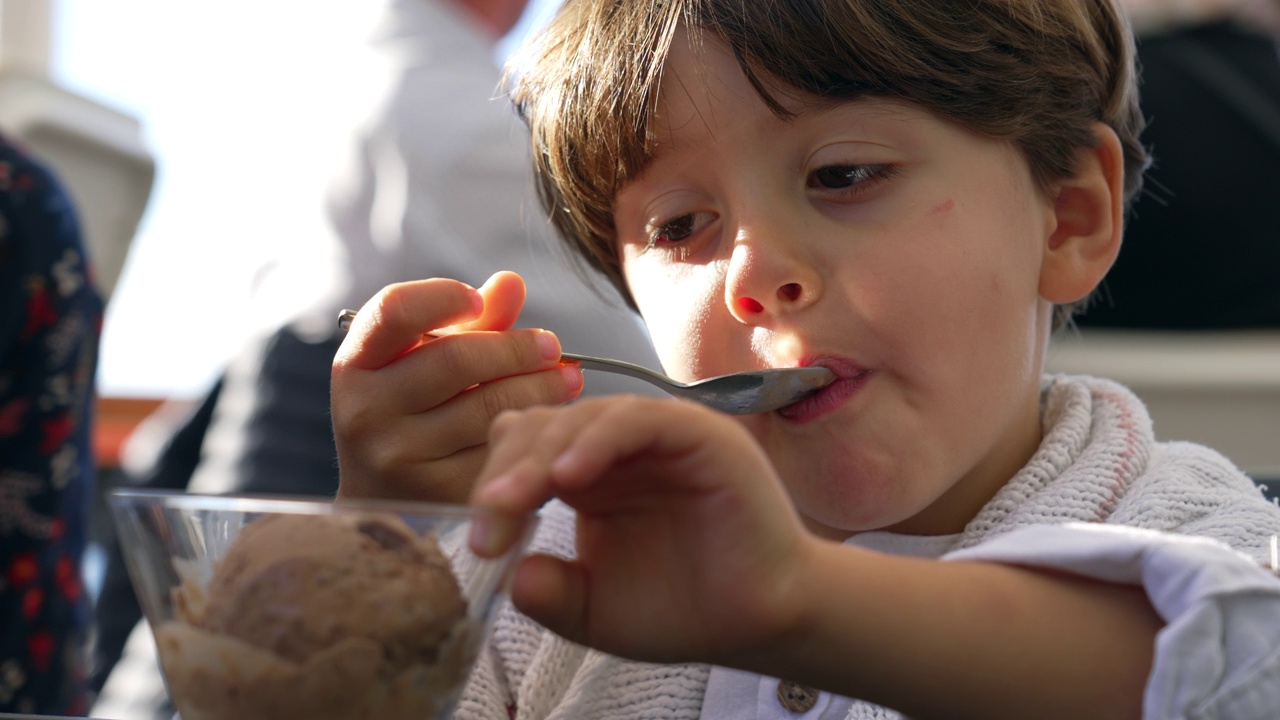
[905,196,1043,320]
[626,263,722,378]
[927,198,955,217]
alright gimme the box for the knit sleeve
[1109,441,1280,564]
[451,500,586,720]
[945,522,1280,720]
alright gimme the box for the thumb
[454,270,526,332]
[510,554,589,644]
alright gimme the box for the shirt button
[776,679,819,713]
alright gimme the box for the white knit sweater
[452,374,1280,720]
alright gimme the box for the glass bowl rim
[108,488,481,520]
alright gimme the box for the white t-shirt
[700,524,1280,719]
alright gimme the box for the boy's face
[611,31,1061,538]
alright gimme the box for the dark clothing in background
[184,327,343,497]
[0,133,102,715]
[1078,21,1280,329]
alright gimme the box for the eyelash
[807,163,900,194]
[645,211,714,251]
[644,163,900,250]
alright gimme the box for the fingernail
[560,364,584,391]
[469,513,520,557]
[466,286,484,315]
[469,514,492,554]
[536,331,561,361]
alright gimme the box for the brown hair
[510,0,1147,323]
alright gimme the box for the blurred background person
[182,0,657,501]
[0,131,102,715]
[90,0,662,716]
[1077,0,1280,328]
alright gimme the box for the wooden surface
[94,395,165,469]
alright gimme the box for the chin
[793,483,910,538]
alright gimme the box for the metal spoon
[338,309,835,414]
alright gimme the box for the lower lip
[777,371,871,424]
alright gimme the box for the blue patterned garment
[0,132,103,715]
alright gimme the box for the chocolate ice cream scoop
[177,512,466,671]
[110,490,531,720]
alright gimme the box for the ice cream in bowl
[108,489,532,720]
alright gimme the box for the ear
[1038,123,1125,304]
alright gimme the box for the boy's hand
[469,395,817,666]
[332,271,584,503]
[469,399,1165,720]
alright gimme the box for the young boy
[331,0,1280,717]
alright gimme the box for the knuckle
[368,283,413,330]
[490,408,521,438]
[432,330,555,389]
[332,395,377,444]
[362,429,410,475]
[433,335,479,377]
[479,383,521,426]
[488,401,551,440]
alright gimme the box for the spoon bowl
[339,309,836,414]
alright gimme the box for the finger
[450,270,527,333]
[337,443,488,504]
[345,366,584,491]
[334,364,583,505]
[548,397,732,492]
[372,328,573,414]
[337,279,483,370]
[406,365,585,448]
[509,554,589,645]
[469,407,594,555]
[480,403,603,502]
[470,438,564,519]
[472,398,664,521]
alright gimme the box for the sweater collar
[954,374,1156,551]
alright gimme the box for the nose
[724,221,822,324]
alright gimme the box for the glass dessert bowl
[109,489,532,720]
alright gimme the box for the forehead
[654,31,754,119]
[647,29,786,147]
[644,33,930,161]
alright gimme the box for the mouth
[776,358,871,423]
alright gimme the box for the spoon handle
[559,352,688,391]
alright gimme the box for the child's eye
[646,211,715,248]
[807,164,898,193]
